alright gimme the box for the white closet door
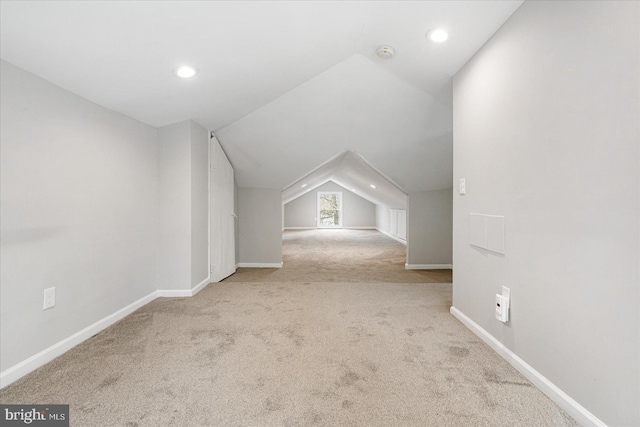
[210,136,236,282]
[389,209,406,240]
[397,210,407,240]
[390,209,399,237]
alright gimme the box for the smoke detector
[376,45,395,59]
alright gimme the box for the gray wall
[407,189,452,266]
[284,181,375,228]
[158,119,209,290]
[190,121,209,287]
[0,60,159,369]
[158,122,191,291]
[238,188,282,265]
[452,1,639,425]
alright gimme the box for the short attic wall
[407,189,453,267]
[284,181,375,228]
[238,187,283,265]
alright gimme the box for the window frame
[317,191,343,228]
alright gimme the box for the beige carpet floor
[227,230,452,283]
[0,230,576,426]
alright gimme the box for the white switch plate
[459,178,466,195]
[43,287,55,310]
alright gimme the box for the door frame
[209,134,236,282]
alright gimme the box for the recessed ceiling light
[376,45,395,59]
[173,65,198,78]
[301,184,307,188]
[427,29,449,43]
[370,184,377,189]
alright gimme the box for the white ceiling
[0,1,523,195]
[216,53,454,192]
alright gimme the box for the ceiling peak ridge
[280,150,348,192]
[214,54,357,134]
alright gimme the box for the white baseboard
[0,290,157,389]
[375,228,407,245]
[235,263,240,270]
[450,307,606,427]
[237,262,283,268]
[284,227,376,230]
[157,277,211,298]
[156,289,192,297]
[405,263,453,270]
[191,277,210,296]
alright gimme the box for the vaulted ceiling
[0,1,523,196]
[282,151,408,209]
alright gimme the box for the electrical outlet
[459,178,466,195]
[43,287,55,310]
[495,286,510,322]
[495,294,506,322]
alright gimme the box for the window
[317,192,342,228]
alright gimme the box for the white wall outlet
[495,294,506,322]
[43,287,55,310]
[495,286,511,322]
[459,178,466,195]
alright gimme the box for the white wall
[234,179,240,263]
[452,1,639,425]
[407,189,452,267]
[158,119,209,291]
[238,188,282,265]
[284,181,375,228]
[0,60,159,370]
